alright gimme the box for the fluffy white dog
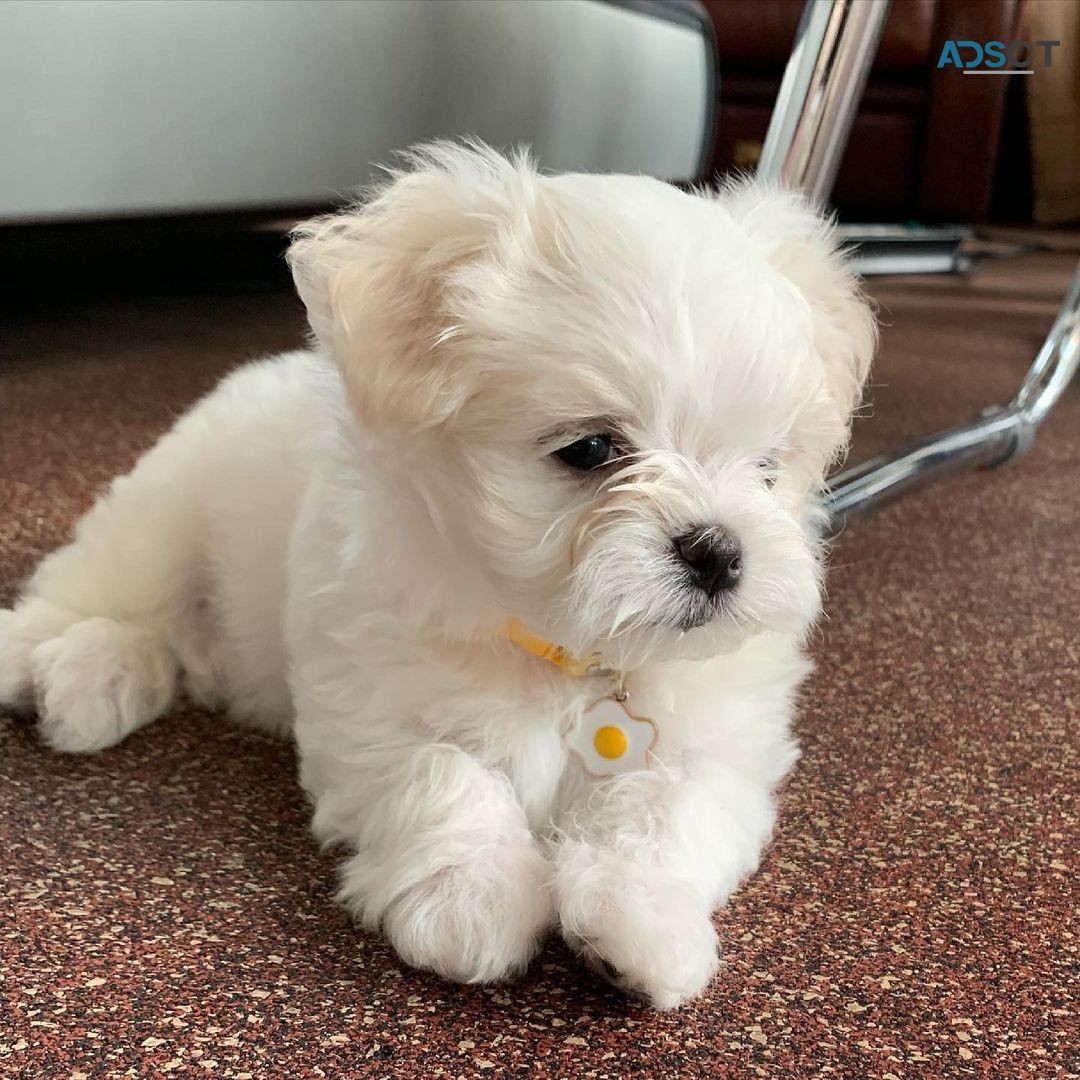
[0,144,873,1009]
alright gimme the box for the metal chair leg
[757,0,890,207]
[756,0,1080,526]
[826,260,1080,523]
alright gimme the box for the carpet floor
[1,246,1077,1078]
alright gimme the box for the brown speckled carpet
[1,248,1078,1078]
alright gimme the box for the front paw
[556,852,720,1009]
[343,836,556,985]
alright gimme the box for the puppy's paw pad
[570,943,649,1004]
[566,914,719,1009]
[32,618,175,753]
[558,872,720,1009]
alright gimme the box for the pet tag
[567,690,658,777]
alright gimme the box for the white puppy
[0,144,873,1009]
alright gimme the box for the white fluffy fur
[0,144,874,1008]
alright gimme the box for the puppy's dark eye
[554,434,615,471]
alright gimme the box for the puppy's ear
[722,182,876,467]
[288,141,537,430]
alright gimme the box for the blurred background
[2,0,1077,292]
[708,0,1077,226]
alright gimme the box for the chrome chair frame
[755,0,1080,526]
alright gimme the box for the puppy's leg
[304,742,555,984]
[0,439,209,752]
[553,764,775,1009]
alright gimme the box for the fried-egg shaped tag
[568,692,658,777]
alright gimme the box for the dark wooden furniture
[704,0,1021,221]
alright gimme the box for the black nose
[673,527,743,597]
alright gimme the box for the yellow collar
[505,617,615,679]
[507,619,652,778]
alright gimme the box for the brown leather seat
[704,0,1021,222]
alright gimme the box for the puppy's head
[289,143,875,666]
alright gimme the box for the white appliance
[0,0,714,223]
